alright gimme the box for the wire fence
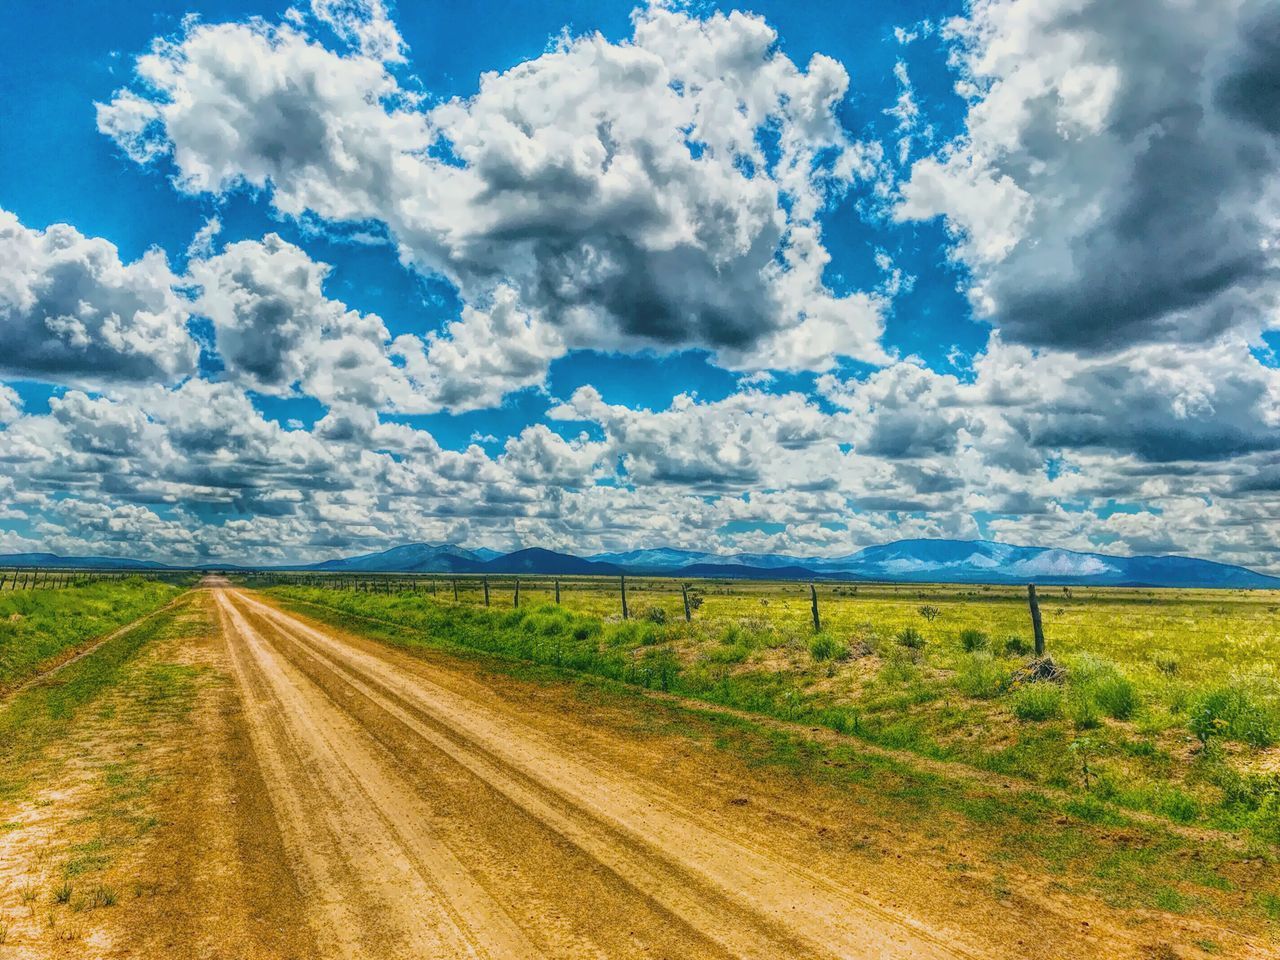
[0,568,194,591]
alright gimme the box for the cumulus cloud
[0,385,21,425]
[7,0,1280,574]
[189,236,562,413]
[896,0,1280,350]
[99,2,889,370]
[190,234,427,409]
[0,209,197,386]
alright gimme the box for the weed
[1011,684,1062,721]
[642,606,668,625]
[809,632,849,663]
[1258,891,1280,921]
[87,885,117,909]
[895,626,926,650]
[956,653,1008,699]
[1001,634,1031,656]
[1067,693,1101,731]
[52,879,72,905]
[958,628,989,652]
[918,605,941,622]
[1153,653,1179,676]
[1189,683,1279,747]
[1091,673,1138,721]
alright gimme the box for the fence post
[682,583,691,622]
[554,579,561,604]
[620,575,629,620]
[1027,583,1045,657]
[514,578,520,608]
[810,583,821,632]
[483,577,490,607]
[452,579,458,601]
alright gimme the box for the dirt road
[209,586,979,960]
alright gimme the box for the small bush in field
[1153,653,1179,676]
[918,605,941,622]
[1190,684,1279,747]
[956,653,1008,699]
[1091,672,1138,720]
[959,628,989,652]
[1068,693,1101,730]
[643,606,668,625]
[1011,684,1062,721]
[809,632,849,663]
[896,627,926,650]
[1002,634,1031,656]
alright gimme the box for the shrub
[1152,653,1180,676]
[1011,684,1063,721]
[1001,634,1031,656]
[1067,693,1101,730]
[918,605,941,622]
[706,643,750,665]
[1090,672,1139,721]
[625,650,680,691]
[809,632,849,663]
[959,628,989,652]
[896,627,926,650]
[1189,684,1279,747]
[956,653,1008,699]
[643,606,668,625]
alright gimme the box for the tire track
[214,590,542,960]
[221,587,975,960]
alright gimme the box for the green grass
[0,594,191,799]
[0,591,203,921]
[263,580,1280,849]
[263,585,1280,928]
[0,578,182,689]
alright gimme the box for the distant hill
[0,552,168,570]
[3,538,1278,589]
[473,548,622,576]
[307,542,488,573]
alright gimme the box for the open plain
[0,577,1277,958]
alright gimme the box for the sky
[1,0,1279,569]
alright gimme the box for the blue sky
[2,0,1279,570]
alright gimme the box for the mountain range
[2,539,1279,588]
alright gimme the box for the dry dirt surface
[209,586,974,960]
[5,587,1273,959]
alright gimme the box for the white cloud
[0,385,21,426]
[99,2,889,371]
[0,209,197,387]
[895,0,1280,350]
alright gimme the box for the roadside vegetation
[0,578,183,693]
[0,592,206,952]
[267,581,1280,850]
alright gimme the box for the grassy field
[267,578,1280,850]
[0,578,184,693]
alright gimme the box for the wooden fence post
[810,583,821,633]
[620,575,629,620]
[483,577,490,607]
[682,583,691,622]
[1027,583,1045,657]
[554,579,561,604]
[452,579,459,601]
[514,578,520,608]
